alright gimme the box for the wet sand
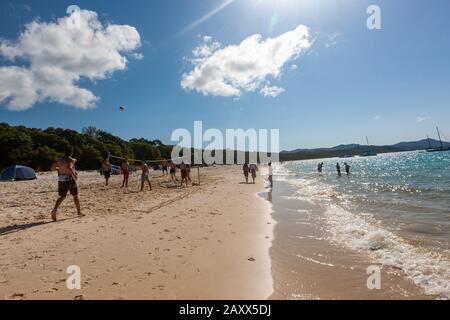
[262,180,433,300]
[0,166,273,300]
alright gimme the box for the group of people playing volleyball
[101,158,192,191]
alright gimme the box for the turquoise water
[276,151,450,298]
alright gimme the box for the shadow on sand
[0,217,78,237]
[0,221,51,236]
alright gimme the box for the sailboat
[426,127,450,152]
[360,136,377,157]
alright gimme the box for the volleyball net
[106,152,202,185]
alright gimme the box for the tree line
[0,123,174,171]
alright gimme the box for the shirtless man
[162,161,169,176]
[186,163,192,183]
[336,162,342,176]
[121,159,130,188]
[180,161,189,187]
[102,159,112,186]
[344,162,351,175]
[243,163,250,184]
[318,162,324,174]
[50,147,84,222]
[140,162,153,191]
[169,161,178,182]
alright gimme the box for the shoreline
[262,177,435,300]
[0,166,274,300]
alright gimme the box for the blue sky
[0,0,449,150]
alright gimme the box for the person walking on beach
[336,162,342,176]
[169,161,178,182]
[180,161,189,187]
[268,162,273,188]
[318,162,324,173]
[140,162,152,191]
[344,162,351,175]
[50,147,84,222]
[243,163,250,184]
[121,159,130,188]
[249,163,258,184]
[102,159,112,186]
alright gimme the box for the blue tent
[0,165,37,181]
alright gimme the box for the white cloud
[373,115,381,120]
[181,25,312,98]
[130,52,144,60]
[260,85,285,97]
[0,9,142,111]
[417,116,431,123]
[291,64,298,70]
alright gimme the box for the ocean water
[275,151,450,298]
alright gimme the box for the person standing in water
[268,162,273,188]
[102,159,112,186]
[344,162,351,175]
[121,159,130,188]
[243,163,250,184]
[140,162,152,191]
[50,147,84,222]
[318,162,324,173]
[336,162,342,176]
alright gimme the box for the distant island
[280,139,450,161]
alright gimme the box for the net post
[197,167,200,186]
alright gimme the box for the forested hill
[0,123,173,171]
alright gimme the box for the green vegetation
[0,123,173,171]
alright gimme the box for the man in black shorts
[50,147,84,221]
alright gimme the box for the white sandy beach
[0,166,274,300]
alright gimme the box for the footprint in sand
[10,293,25,299]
